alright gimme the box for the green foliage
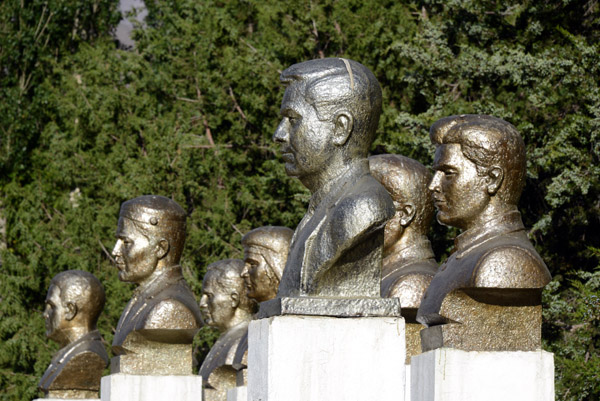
[1,0,599,399]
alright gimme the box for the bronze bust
[369,154,438,362]
[240,226,293,303]
[231,226,293,385]
[39,270,108,399]
[199,259,256,401]
[111,195,203,375]
[417,114,552,352]
[266,58,396,317]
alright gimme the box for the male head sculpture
[369,154,437,304]
[370,154,438,363]
[39,270,108,398]
[199,259,255,401]
[240,226,293,303]
[111,195,203,375]
[271,58,395,307]
[416,115,551,352]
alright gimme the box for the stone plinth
[34,399,98,401]
[248,315,405,401]
[257,296,401,319]
[100,374,203,401]
[411,348,554,401]
[226,386,247,401]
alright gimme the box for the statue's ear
[65,302,77,321]
[332,111,354,146]
[486,166,504,195]
[230,291,240,308]
[399,203,416,227]
[155,239,170,259]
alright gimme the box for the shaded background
[1,1,599,399]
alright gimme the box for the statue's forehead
[433,143,464,167]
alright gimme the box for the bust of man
[199,259,256,401]
[39,270,108,399]
[416,114,552,352]
[240,226,293,303]
[370,154,438,362]
[272,58,395,302]
[230,226,293,385]
[111,195,203,375]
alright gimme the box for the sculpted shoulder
[142,299,202,330]
[472,245,551,288]
[386,272,434,309]
[332,175,395,239]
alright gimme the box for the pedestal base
[100,374,203,401]
[411,348,554,401]
[227,386,247,401]
[34,399,98,401]
[257,296,401,318]
[248,315,406,401]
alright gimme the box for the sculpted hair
[205,259,257,314]
[430,114,527,205]
[119,195,187,263]
[241,226,293,281]
[51,270,105,325]
[369,154,434,234]
[280,58,382,158]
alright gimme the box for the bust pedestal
[411,348,554,401]
[247,313,406,401]
[100,374,203,401]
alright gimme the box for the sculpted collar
[49,330,101,365]
[133,264,183,297]
[382,236,435,279]
[454,210,525,258]
[307,159,370,214]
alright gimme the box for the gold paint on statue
[111,195,202,375]
[39,270,108,399]
[263,58,398,318]
[417,115,551,351]
[199,259,256,401]
[370,154,438,363]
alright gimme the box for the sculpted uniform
[278,160,395,298]
[39,330,108,396]
[112,264,203,352]
[200,321,249,401]
[381,236,437,363]
[417,211,552,351]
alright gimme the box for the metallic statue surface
[416,115,552,351]
[369,154,438,362]
[262,58,398,318]
[111,195,202,375]
[232,226,293,386]
[39,270,108,399]
[199,259,256,401]
[240,226,293,303]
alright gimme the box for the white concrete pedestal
[411,348,554,401]
[227,386,247,401]
[100,374,203,401]
[34,399,98,401]
[248,315,406,401]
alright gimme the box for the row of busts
[39,58,552,400]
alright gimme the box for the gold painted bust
[417,115,552,352]
[267,58,396,317]
[39,270,108,399]
[111,195,203,375]
[199,259,256,401]
[369,154,438,362]
[230,226,293,385]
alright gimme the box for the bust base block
[226,386,247,401]
[248,315,406,401]
[257,296,401,318]
[411,348,554,401]
[100,374,203,401]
